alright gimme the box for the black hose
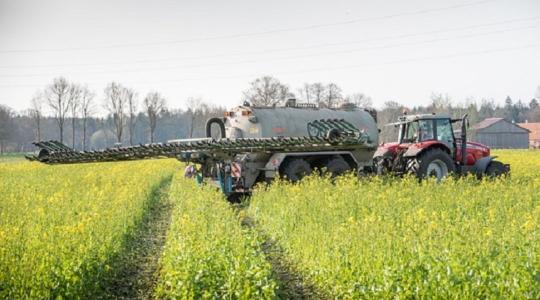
[206,117,226,138]
[461,114,468,167]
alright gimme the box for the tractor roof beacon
[27,102,509,199]
[373,113,510,181]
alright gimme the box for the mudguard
[402,143,451,158]
[403,145,423,157]
[474,156,494,178]
[373,147,393,158]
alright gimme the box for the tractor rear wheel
[325,157,351,177]
[282,158,312,182]
[407,148,455,181]
[485,160,508,177]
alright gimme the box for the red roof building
[518,122,540,148]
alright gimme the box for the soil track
[104,178,173,299]
[240,215,327,300]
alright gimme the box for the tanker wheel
[485,160,508,178]
[325,157,351,177]
[407,148,455,181]
[282,158,312,182]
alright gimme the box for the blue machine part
[195,173,203,185]
[216,170,233,194]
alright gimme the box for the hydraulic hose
[206,117,226,138]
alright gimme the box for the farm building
[470,118,529,149]
[517,122,540,148]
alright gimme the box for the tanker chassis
[27,101,508,199]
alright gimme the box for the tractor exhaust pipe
[461,114,468,167]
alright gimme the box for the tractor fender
[402,143,451,158]
[373,147,393,159]
[473,156,494,178]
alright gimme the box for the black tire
[485,160,508,178]
[374,156,389,175]
[325,157,351,177]
[407,148,455,181]
[282,159,312,182]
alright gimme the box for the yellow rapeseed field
[155,174,278,299]
[0,159,179,298]
[1,151,539,299]
[248,150,540,298]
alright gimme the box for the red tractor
[373,113,509,180]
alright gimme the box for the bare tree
[45,77,71,142]
[79,86,95,150]
[185,97,202,138]
[379,101,405,142]
[309,83,326,107]
[323,83,342,108]
[68,84,82,149]
[143,92,166,143]
[297,83,312,104]
[126,89,137,145]
[0,105,13,153]
[29,92,44,141]
[243,76,292,106]
[430,92,452,113]
[345,93,373,108]
[103,82,127,144]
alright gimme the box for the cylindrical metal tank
[223,106,378,145]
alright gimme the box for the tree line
[0,75,539,152]
[0,77,226,153]
[243,76,373,108]
[30,77,169,148]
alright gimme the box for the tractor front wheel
[407,148,455,181]
[374,156,390,175]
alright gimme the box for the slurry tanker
[28,100,508,199]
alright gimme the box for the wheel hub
[426,159,448,181]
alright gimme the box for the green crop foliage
[248,150,540,299]
[155,175,278,299]
[0,160,179,298]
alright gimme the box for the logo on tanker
[272,127,286,134]
[249,127,259,134]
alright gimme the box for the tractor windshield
[401,120,435,143]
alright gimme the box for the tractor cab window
[436,119,454,146]
[401,121,418,143]
[401,120,434,143]
[418,120,434,141]
[401,120,435,143]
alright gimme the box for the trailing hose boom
[27,132,372,165]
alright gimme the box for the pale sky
[0,0,539,114]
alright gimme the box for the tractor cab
[373,113,509,180]
[397,114,456,152]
